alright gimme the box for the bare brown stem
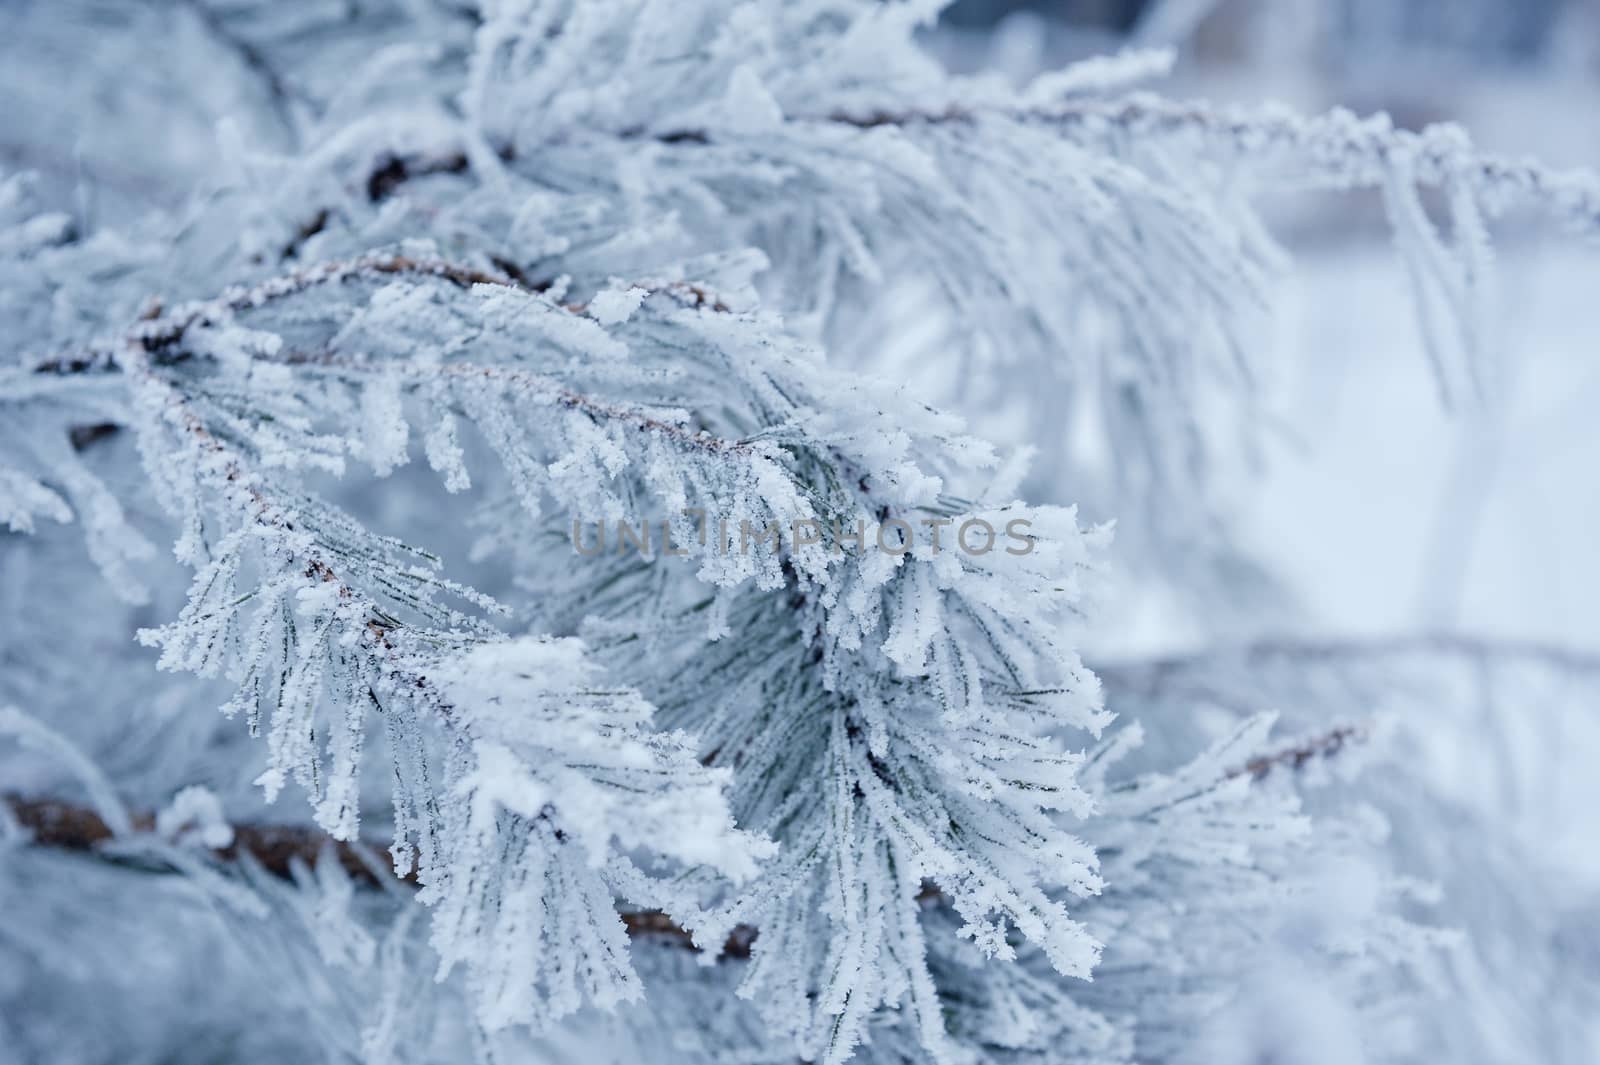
[2,791,753,956]
[1230,724,1367,781]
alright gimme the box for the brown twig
[365,151,470,204]
[2,792,753,957]
[1229,724,1367,781]
[281,144,499,256]
[279,208,330,261]
[3,792,381,883]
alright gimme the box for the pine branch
[637,96,1600,234]
[840,97,1600,229]
[69,254,788,982]
[2,708,1358,962]
[1,791,750,955]
[279,92,1600,274]
[27,252,734,376]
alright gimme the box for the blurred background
[915,14,1600,1055]
[924,0,1600,656]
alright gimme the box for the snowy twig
[2,714,1370,956]
[638,96,1600,235]
[0,791,755,955]
[28,252,734,376]
[1025,95,1600,232]
[0,717,1360,956]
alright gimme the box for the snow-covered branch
[779,96,1600,234]
[6,3,1595,1062]
[1,704,1364,952]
